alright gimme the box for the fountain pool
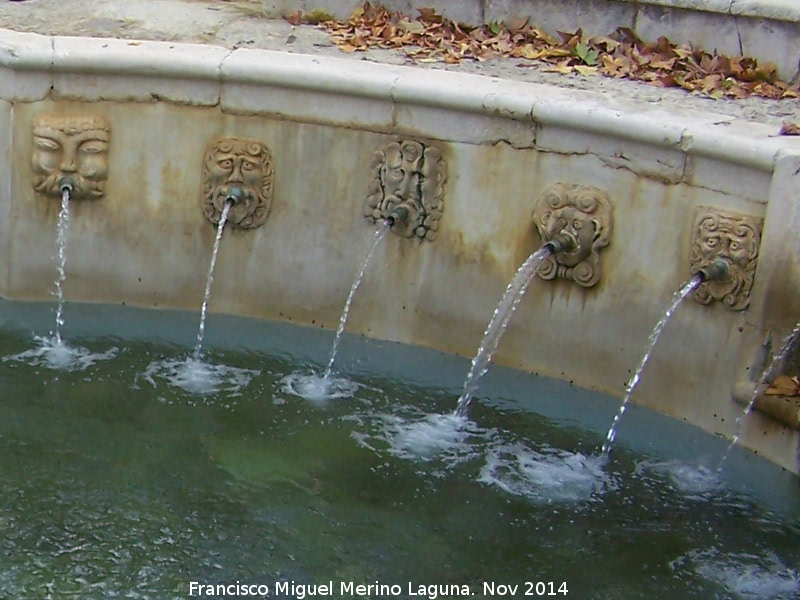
[0,298,798,599]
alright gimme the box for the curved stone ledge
[1,28,795,173]
[640,0,800,21]
[53,36,229,79]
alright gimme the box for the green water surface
[0,300,797,600]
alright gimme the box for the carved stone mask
[691,207,762,310]
[532,183,613,287]
[32,114,110,200]
[202,138,274,230]
[364,140,446,241]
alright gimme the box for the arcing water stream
[282,223,389,402]
[52,185,71,345]
[454,245,553,417]
[323,223,389,380]
[193,200,232,361]
[602,274,703,455]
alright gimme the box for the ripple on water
[634,459,723,498]
[671,548,800,600]
[142,357,258,396]
[479,442,616,504]
[280,371,360,404]
[3,335,118,372]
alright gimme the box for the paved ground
[1,0,800,129]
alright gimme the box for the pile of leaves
[287,2,800,101]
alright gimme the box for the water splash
[137,202,257,397]
[479,442,616,504]
[454,245,552,417]
[323,223,389,380]
[602,274,702,455]
[635,458,722,498]
[277,224,388,404]
[350,408,496,471]
[2,187,117,371]
[280,371,360,404]
[717,319,800,472]
[53,186,71,344]
[194,201,232,361]
[672,548,800,599]
[142,356,258,396]
[3,335,118,372]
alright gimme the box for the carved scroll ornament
[532,183,613,288]
[363,139,446,241]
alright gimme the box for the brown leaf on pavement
[779,121,800,136]
[765,375,800,396]
[298,2,800,100]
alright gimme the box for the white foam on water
[479,442,616,504]
[635,459,723,497]
[385,412,472,459]
[142,356,258,396]
[280,371,359,404]
[672,548,800,599]
[351,410,496,469]
[3,335,118,372]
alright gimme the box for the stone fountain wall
[1,29,800,472]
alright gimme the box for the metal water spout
[224,184,245,206]
[58,176,75,195]
[697,257,730,282]
[543,232,577,255]
[385,203,411,229]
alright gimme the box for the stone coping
[274,0,800,24]
[639,0,800,21]
[1,28,798,175]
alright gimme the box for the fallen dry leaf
[765,375,800,396]
[779,121,800,136]
[574,65,598,76]
[286,10,303,26]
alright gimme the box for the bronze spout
[386,205,411,228]
[58,176,75,194]
[544,232,577,255]
[224,185,245,205]
[697,257,730,282]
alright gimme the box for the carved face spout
[32,115,110,200]
[364,140,446,241]
[533,183,613,288]
[379,141,424,237]
[698,229,754,271]
[545,205,599,267]
[202,138,274,229]
[691,208,762,310]
[382,141,421,196]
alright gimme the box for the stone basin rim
[1,28,798,173]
